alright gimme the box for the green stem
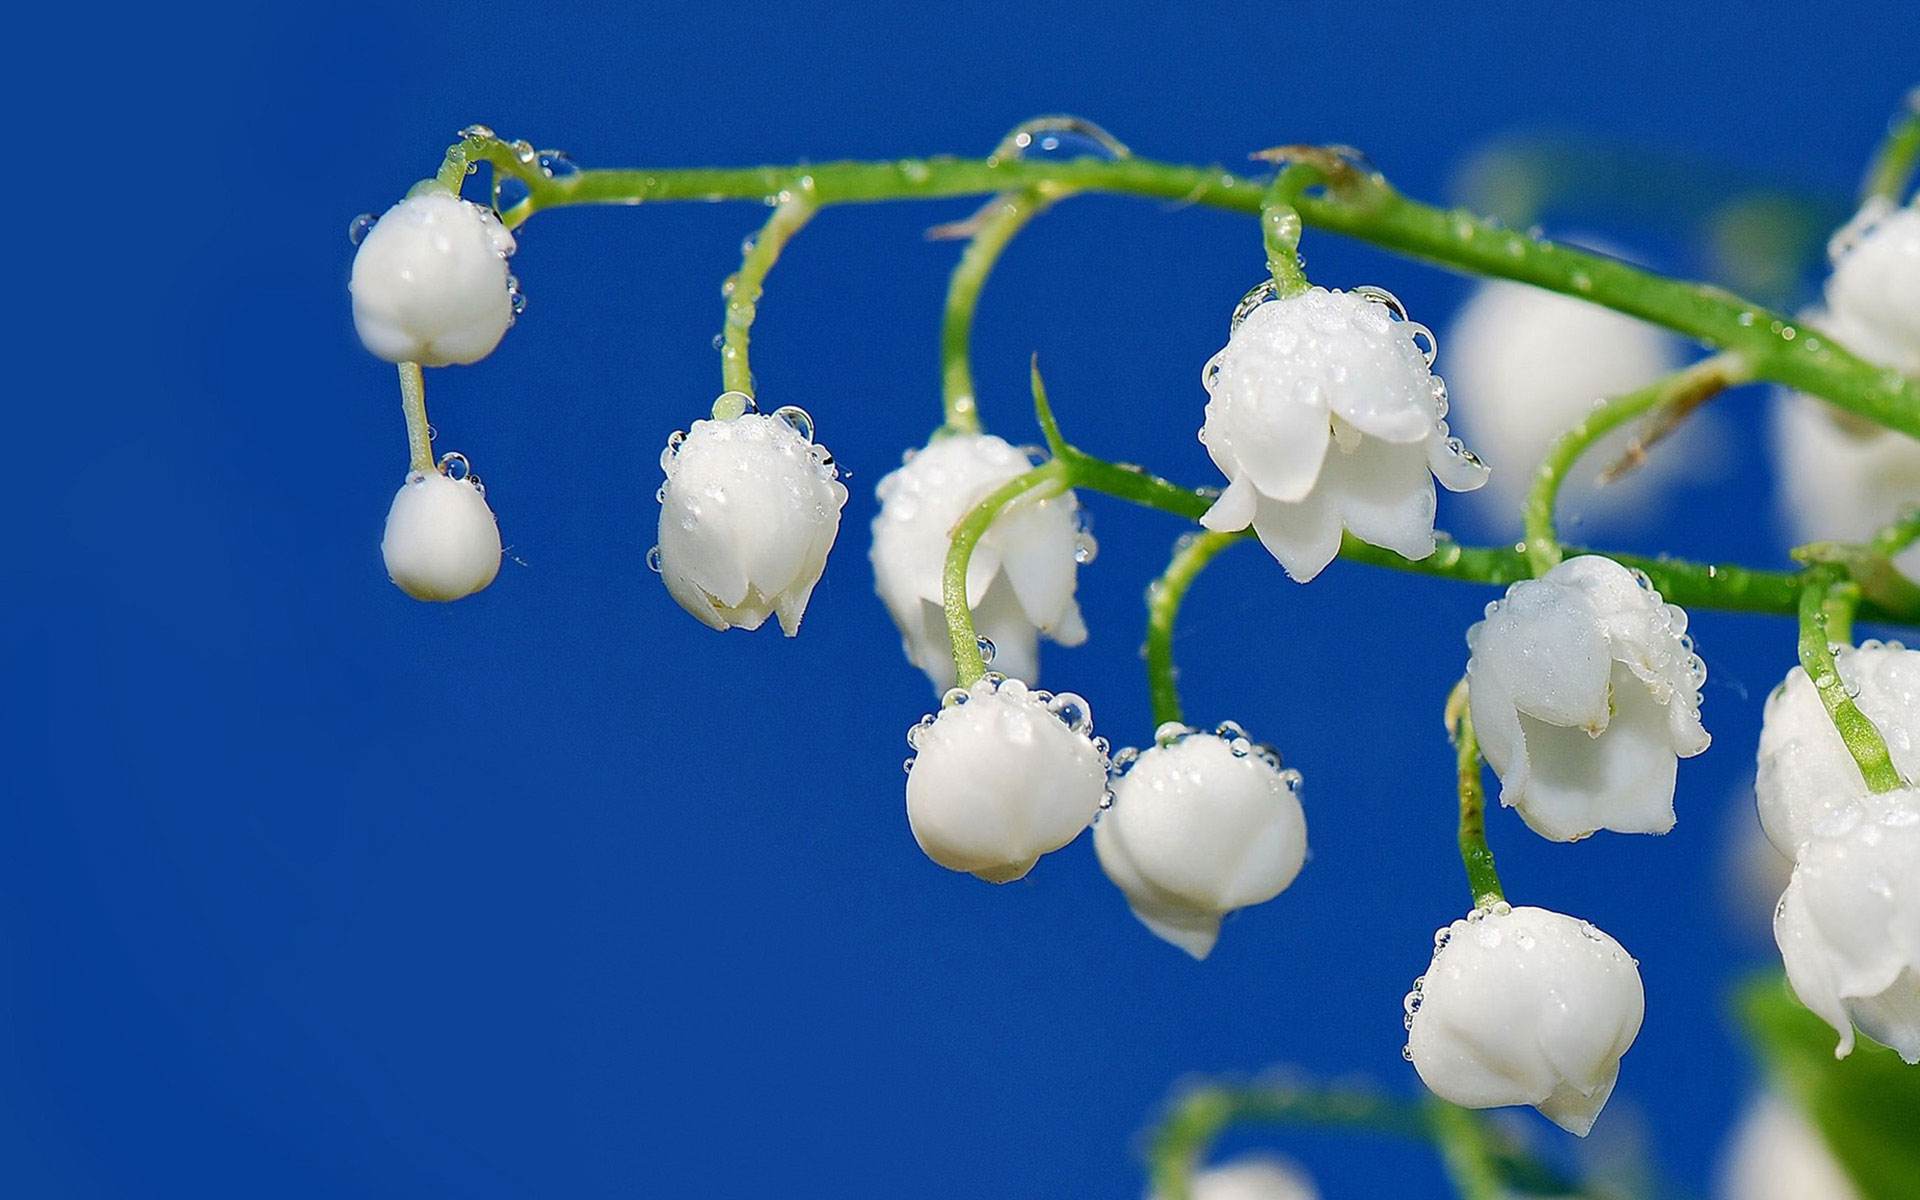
[1144,532,1241,727]
[1870,505,1920,562]
[722,184,819,397]
[1259,166,1311,298]
[397,361,433,474]
[943,462,1069,686]
[1146,1084,1431,1200]
[1445,680,1503,908]
[441,136,1920,436]
[1799,565,1904,793]
[937,187,1069,435]
[1523,354,1749,576]
[1862,97,1920,205]
[1426,1101,1505,1200]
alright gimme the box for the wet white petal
[1826,204,1920,360]
[1715,1094,1860,1200]
[350,190,517,366]
[381,470,502,601]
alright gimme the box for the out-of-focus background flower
[13,2,1914,1194]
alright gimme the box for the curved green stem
[943,462,1068,686]
[397,361,433,474]
[1863,97,1920,205]
[1871,505,1920,562]
[1445,680,1503,908]
[1799,565,1904,793]
[1144,532,1242,727]
[1522,354,1749,575]
[437,135,1920,437]
[722,184,819,397]
[936,187,1069,434]
[1425,1101,1504,1200]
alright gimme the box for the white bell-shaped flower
[1467,554,1709,842]
[1445,278,1684,515]
[350,189,518,366]
[1197,285,1489,582]
[381,466,502,601]
[1715,1094,1859,1200]
[1755,641,1920,859]
[1825,203,1920,360]
[1405,903,1644,1136]
[653,406,847,636]
[1153,1156,1319,1200]
[903,676,1109,883]
[871,434,1089,690]
[1774,791,1920,1063]
[1094,722,1307,959]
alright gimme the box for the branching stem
[1799,565,1904,793]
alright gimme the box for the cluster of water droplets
[437,450,485,496]
[1399,900,1518,1060]
[900,673,1110,779]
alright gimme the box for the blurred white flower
[903,676,1109,883]
[1825,203,1920,359]
[871,434,1088,691]
[1444,278,1685,516]
[653,407,846,635]
[1406,903,1644,1136]
[1094,722,1307,959]
[1755,641,1920,858]
[1197,286,1488,582]
[381,468,502,601]
[1154,1156,1319,1200]
[1467,554,1709,841]
[350,189,518,366]
[1715,1094,1859,1200]
[1774,790,1920,1063]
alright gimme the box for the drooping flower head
[1152,1156,1320,1200]
[903,676,1109,883]
[350,188,519,366]
[1467,554,1709,841]
[653,403,847,635]
[1197,285,1489,581]
[381,462,502,601]
[1406,903,1644,1136]
[871,434,1089,690]
[1716,1094,1860,1200]
[1824,203,1920,360]
[1095,721,1307,959]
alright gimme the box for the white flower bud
[380,469,502,601]
[350,190,518,366]
[871,434,1088,690]
[1715,1094,1859,1200]
[1825,203,1920,360]
[1406,904,1644,1136]
[1467,554,1709,842]
[1153,1156,1319,1200]
[1094,723,1307,959]
[903,676,1109,883]
[653,407,847,636]
[1756,642,1920,859]
[1445,279,1684,515]
[1197,286,1488,582]
[1774,793,1920,1063]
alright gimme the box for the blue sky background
[15,2,1915,1195]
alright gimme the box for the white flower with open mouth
[1406,903,1644,1136]
[1467,554,1709,842]
[1774,791,1920,1064]
[1094,722,1307,959]
[903,676,1109,883]
[871,434,1088,690]
[653,405,847,635]
[350,188,519,366]
[381,464,502,601]
[1197,285,1489,582]
[1154,1156,1319,1200]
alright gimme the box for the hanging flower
[1196,285,1489,582]
[1824,203,1920,360]
[653,405,847,635]
[381,463,502,601]
[1153,1156,1319,1200]
[350,189,519,366]
[1467,554,1709,842]
[1405,903,1644,1136]
[1774,790,1920,1064]
[903,676,1109,883]
[870,434,1089,691]
[1716,1094,1860,1200]
[1093,722,1307,959]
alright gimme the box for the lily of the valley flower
[654,407,847,635]
[871,434,1088,690]
[1197,285,1489,582]
[903,676,1109,883]
[1775,789,1920,1064]
[1153,1156,1320,1200]
[1756,641,1920,858]
[1094,722,1307,959]
[350,189,518,366]
[1406,903,1644,1136]
[1467,554,1709,841]
[381,467,502,601]
[1825,203,1920,359]
[1716,1094,1860,1200]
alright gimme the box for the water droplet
[437,451,471,481]
[1073,533,1098,564]
[772,405,815,442]
[506,274,527,316]
[1351,285,1408,321]
[457,123,496,141]
[710,391,755,421]
[975,636,997,664]
[1048,692,1094,735]
[347,212,377,244]
[538,150,580,179]
[646,545,663,572]
[1230,279,1277,330]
